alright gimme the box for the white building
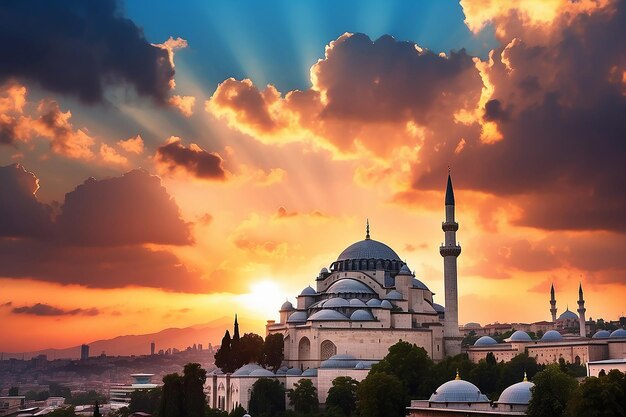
[109,374,158,409]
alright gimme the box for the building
[109,374,158,409]
[0,396,25,417]
[80,344,89,361]
[587,358,626,377]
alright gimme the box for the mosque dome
[275,366,288,375]
[498,380,534,405]
[398,264,412,275]
[380,300,393,309]
[300,286,317,296]
[366,298,382,307]
[558,309,578,320]
[337,239,401,262]
[433,303,445,313]
[326,279,376,295]
[474,336,498,346]
[592,330,611,339]
[286,368,303,376]
[320,267,329,274]
[507,330,532,342]
[308,310,347,321]
[232,363,264,376]
[610,329,626,338]
[249,368,275,377]
[280,300,294,311]
[412,278,430,290]
[350,309,374,321]
[349,298,367,307]
[320,354,360,369]
[301,368,318,377]
[324,297,351,308]
[541,330,563,342]
[385,290,404,300]
[287,311,308,323]
[429,378,489,403]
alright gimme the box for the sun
[238,279,290,323]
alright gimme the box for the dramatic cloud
[117,135,145,155]
[0,0,176,103]
[156,137,227,181]
[168,95,196,117]
[12,303,99,317]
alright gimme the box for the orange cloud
[99,143,129,167]
[168,95,196,117]
[117,135,145,154]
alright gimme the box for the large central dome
[337,238,401,261]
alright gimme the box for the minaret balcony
[439,244,461,257]
[442,221,459,232]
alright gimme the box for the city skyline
[1,0,625,353]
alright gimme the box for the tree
[565,371,625,417]
[159,373,184,417]
[287,378,318,414]
[469,356,500,399]
[183,363,208,417]
[228,404,247,417]
[129,388,161,414]
[496,353,542,395]
[248,378,285,417]
[8,386,18,396]
[370,341,433,398]
[93,401,101,417]
[262,333,284,371]
[236,333,264,368]
[215,330,233,373]
[46,407,78,417]
[527,365,577,417]
[325,376,359,417]
[356,373,405,417]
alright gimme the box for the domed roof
[326,279,376,295]
[287,311,308,323]
[433,303,445,313]
[280,300,294,311]
[385,290,404,300]
[232,363,263,376]
[592,330,611,339]
[474,336,498,346]
[300,286,317,296]
[429,379,489,403]
[320,267,329,273]
[320,354,360,369]
[350,309,374,321]
[324,297,351,308]
[249,368,275,377]
[380,300,393,309]
[301,368,318,377]
[349,298,367,307]
[541,330,563,342]
[507,330,532,342]
[308,309,347,321]
[498,380,534,405]
[366,298,382,307]
[610,329,626,338]
[337,239,401,262]
[558,309,578,320]
[412,278,429,290]
[286,368,302,376]
[275,366,288,375]
[398,264,412,275]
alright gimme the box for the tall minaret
[577,283,587,337]
[440,172,462,356]
[550,284,557,322]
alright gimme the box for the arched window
[299,337,311,361]
[320,340,337,360]
[575,355,581,366]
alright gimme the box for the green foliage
[68,390,106,406]
[8,386,18,396]
[228,404,247,417]
[46,406,78,417]
[565,371,626,417]
[235,333,265,368]
[108,406,129,417]
[357,372,406,417]
[262,333,284,371]
[527,364,577,417]
[215,330,234,373]
[48,382,72,400]
[159,372,184,417]
[462,330,479,347]
[215,330,284,374]
[493,329,516,343]
[248,378,285,417]
[325,376,359,417]
[370,341,433,398]
[93,401,101,417]
[287,378,318,414]
[128,388,161,414]
[184,363,208,417]
[204,406,228,417]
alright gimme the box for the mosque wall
[608,340,626,358]
[316,368,369,403]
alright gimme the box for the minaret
[233,314,240,342]
[550,284,557,322]
[577,283,587,337]
[440,172,462,356]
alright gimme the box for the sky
[0,0,625,352]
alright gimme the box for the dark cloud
[156,138,227,180]
[483,99,509,121]
[0,0,174,103]
[12,303,99,317]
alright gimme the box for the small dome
[275,366,288,375]
[287,311,308,323]
[337,239,401,262]
[385,290,403,300]
[498,381,534,405]
[429,379,489,403]
[433,303,445,313]
[355,361,376,370]
[249,368,275,377]
[380,300,393,309]
[412,278,429,290]
[507,330,532,342]
[465,322,481,328]
[327,279,376,295]
[592,330,611,339]
[308,310,347,321]
[398,264,412,275]
[300,286,317,296]
[320,354,359,369]
[286,368,302,376]
[558,309,578,320]
[324,297,351,308]
[350,309,374,321]
[366,298,382,307]
[301,368,318,377]
[280,300,294,311]
[320,267,329,274]
[541,330,563,342]
[232,363,263,376]
[349,298,367,307]
[474,336,497,346]
[610,329,626,338]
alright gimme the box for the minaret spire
[550,283,557,322]
[365,219,370,240]
[233,314,240,341]
[577,281,587,338]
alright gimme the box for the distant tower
[550,284,557,322]
[440,172,462,356]
[577,283,587,337]
[150,342,155,356]
[80,344,89,361]
[233,314,240,342]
